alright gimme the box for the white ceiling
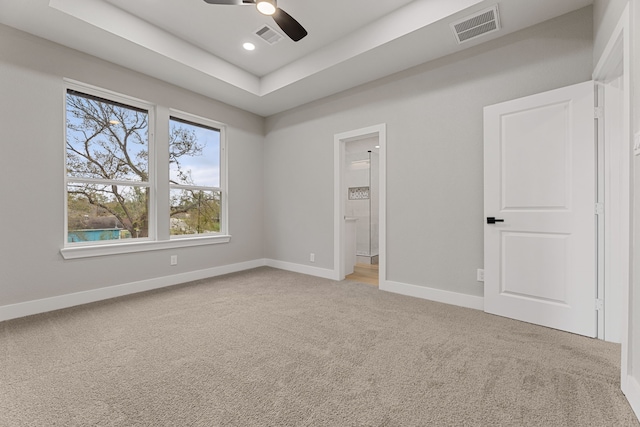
[0,0,593,117]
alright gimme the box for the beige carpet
[1,267,638,426]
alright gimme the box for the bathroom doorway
[344,139,379,285]
[334,124,386,287]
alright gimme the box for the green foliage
[170,190,221,235]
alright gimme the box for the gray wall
[0,25,265,306]
[593,0,630,64]
[264,7,594,297]
[0,7,597,308]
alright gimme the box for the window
[169,114,223,237]
[63,82,228,259]
[66,89,152,242]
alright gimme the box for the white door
[483,81,596,337]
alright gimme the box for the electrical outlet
[170,255,178,266]
[310,253,315,263]
[477,268,484,282]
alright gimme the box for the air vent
[450,5,501,44]
[255,24,284,45]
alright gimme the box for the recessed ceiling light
[375,145,380,149]
[243,42,256,51]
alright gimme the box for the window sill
[60,235,231,260]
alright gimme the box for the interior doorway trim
[334,124,386,284]
[592,2,638,418]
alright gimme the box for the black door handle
[487,217,504,224]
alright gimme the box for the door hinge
[595,203,604,215]
[594,107,604,119]
[595,299,603,311]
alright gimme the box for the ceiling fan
[203,0,308,42]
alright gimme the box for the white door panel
[484,81,596,337]
[501,102,571,210]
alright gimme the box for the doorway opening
[334,124,386,286]
[344,139,379,285]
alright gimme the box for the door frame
[596,75,625,343]
[333,124,387,283]
[593,6,630,344]
[592,2,638,416]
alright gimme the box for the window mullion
[155,106,170,241]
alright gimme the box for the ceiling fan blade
[272,8,307,42]
[203,0,254,5]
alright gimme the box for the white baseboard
[380,280,484,311]
[623,374,640,422]
[1,260,482,323]
[265,259,337,280]
[0,259,267,322]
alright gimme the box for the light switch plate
[634,133,640,156]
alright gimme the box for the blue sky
[169,119,220,188]
[66,92,221,188]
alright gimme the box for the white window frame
[168,109,228,240]
[61,80,230,260]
